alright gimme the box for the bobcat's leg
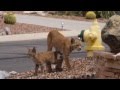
[64,57,71,69]
[47,45,53,51]
[46,62,52,73]
[40,64,44,73]
[55,55,63,72]
[63,48,71,70]
[35,64,39,75]
[47,41,53,51]
[64,55,71,70]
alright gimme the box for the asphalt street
[0,39,110,73]
[16,14,105,31]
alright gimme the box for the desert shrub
[95,11,116,19]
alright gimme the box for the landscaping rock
[93,51,120,78]
[4,27,11,35]
[102,15,120,54]
[0,70,10,79]
[9,71,17,75]
[23,11,46,16]
[23,11,36,14]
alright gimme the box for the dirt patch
[0,23,65,35]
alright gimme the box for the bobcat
[47,30,82,70]
[28,47,61,75]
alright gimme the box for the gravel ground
[6,58,96,79]
[0,23,65,35]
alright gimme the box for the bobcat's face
[71,38,82,51]
[28,47,36,57]
[28,49,34,57]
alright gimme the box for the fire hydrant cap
[78,30,85,42]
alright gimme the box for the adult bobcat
[47,30,82,70]
[28,47,61,75]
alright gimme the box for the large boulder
[102,15,120,54]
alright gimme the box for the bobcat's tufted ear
[71,38,75,44]
[32,47,36,53]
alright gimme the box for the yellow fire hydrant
[78,19,105,57]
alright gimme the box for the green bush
[94,11,101,18]
[85,11,96,19]
[95,11,116,19]
[53,11,86,16]
[4,12,16,24]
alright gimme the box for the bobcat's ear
[71,38,75,44]
[32,47,36,53]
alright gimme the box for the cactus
[85,11,96,19]
[4,12,16,24]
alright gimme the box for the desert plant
[94,11,101,18]
[53,11,86,16]
[4,12,16,24]
[99,11,116,19]
[95,11,116,19]
[85,11,96,19]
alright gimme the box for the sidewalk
[0,14,106,42]
[0,30,80,42]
